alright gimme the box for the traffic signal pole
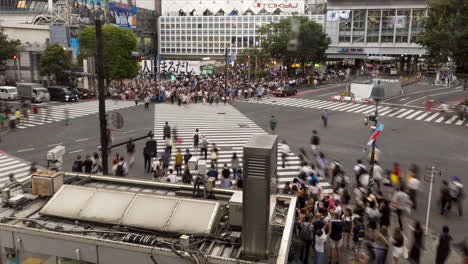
[96,20,108,175]
[224,47,228,93]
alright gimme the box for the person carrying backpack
[193,128,200,150]
[115,157,128,176]
[299,214,314,264]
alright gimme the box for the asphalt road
[233,99,468,242]
[1,86,466,241]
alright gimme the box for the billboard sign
[108,2,137,29]
[69,0,107,26]
[159,60,201,75]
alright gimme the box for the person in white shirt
[373,161,384,191]
[314,229,327,264]
[407,176,421,210]
[280,141,290,168]
[167,169,178,183]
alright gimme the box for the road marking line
[404,90,463,105]
[383,86,460,102]
[415,112,430,120]
[445,116,458,124]
[425,113,440,121]
[387,108,407,117]
[48,143,63,147]
[399,97,410,101]
[69,149,84,154]
[75,138,89,142]
[17,148,34,153]
[455,119,464,125]
[435,116,445,123]
[318,92,338,97]
[397,109,414,118]
[406,110,423,119]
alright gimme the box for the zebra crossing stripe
[386,108,407,117]
[154,104,333,191]
[445,116,458,124]
[415,112,430,120]
[406,110,424,119]
[243,98,466,127]
[0,154,38,185]
[397,109,415,118]
[17,100,135,129]
[425,113,440,122]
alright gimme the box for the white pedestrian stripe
[242,97,467,127]
[0,153,39,186]
[154,103,333,191]
[16,100,135,129]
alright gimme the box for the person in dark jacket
[409,221,424,264]
[436,226,452,264]
[163,121,171,139]
[182,167,192,184]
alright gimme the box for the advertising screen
[108,2,137,29]
[69,0,107,26]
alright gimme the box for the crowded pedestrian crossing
[154,103,333,192]
[15,100,135,129]
[0,153,37,186]
[242,97,468,126]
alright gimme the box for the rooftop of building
[0,172,295,263]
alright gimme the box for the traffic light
[247,55,251,59]
[12,55,17,60]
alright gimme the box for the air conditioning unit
[32,170,64,196]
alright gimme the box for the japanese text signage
[159,60,201,75]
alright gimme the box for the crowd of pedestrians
[281,130,466,264]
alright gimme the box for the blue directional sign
[226,57,231,63]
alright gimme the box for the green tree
[418,0,468,64]
[39,43,72,83]
[78,25,139,81]
[258,17,330,74]
[0,29,21,80]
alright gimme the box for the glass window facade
[352,10,366,43]
[411,9,425,43]
[335,8,425,44]
[338,10,352,42]
[381,9,395,42]
[366,10,381,43]
[159,15,325,55]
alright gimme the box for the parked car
[47,86,79,102]
[272,86,298,97]
[70,88,94,99]
[390,68,398,76]
[0,86,18,100]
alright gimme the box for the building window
[395,9,410,43]
[367,10,381,43]
[352,10,366,43]
[381,9,395,42]
[410,9,425,43]
[17,0,27,8]
[338,10,352,42]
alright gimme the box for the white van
[0,86,18,100]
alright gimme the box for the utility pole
[224,47,228,93]
[424,165,440,234]
[96,19,108,175]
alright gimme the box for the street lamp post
[224,47,228,93]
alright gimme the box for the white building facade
[158,14,325,58]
